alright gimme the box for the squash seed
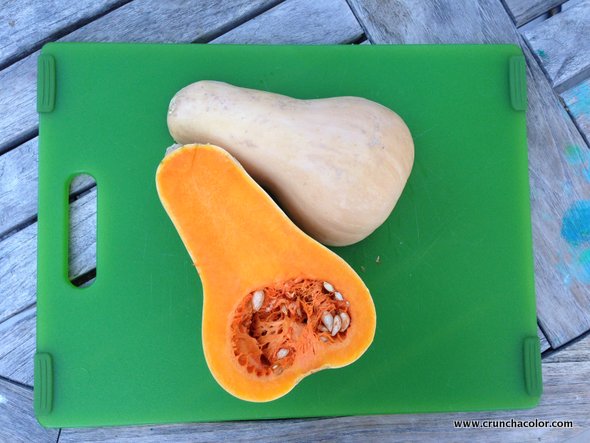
[323,281,334,292]
[334,291,344,301]
[318,325,328,332]
[339,312,350,332]
[322,312,334,331]
[252,290,264,312]
[277,348,289,359]
[331,314,342,336]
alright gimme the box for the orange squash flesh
[156,144,376,402]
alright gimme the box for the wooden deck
[1,0,589,441]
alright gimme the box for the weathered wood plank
[502,0,565,26]
[0,305,35,386]
[57,335,590,442]
[562,78,590,143]
[0,189,96,324]
[0,54,38,153]
[346,0,590,347]
[0,0,280,154]
[523,0,590,91]
[213,0,362,44]
[0,378,58,443]
[0,0,123,69]
[539,325,551,352]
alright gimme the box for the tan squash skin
[167,80,414,246]
[156,144,376,402]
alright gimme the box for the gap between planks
[0,374,33,391]
[192,0,287,43]
[541,326,590,361]
[500,0,566,27]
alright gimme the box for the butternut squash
[156,144,376,402]
[167,81,414,246]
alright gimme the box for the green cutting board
[36,43,541,428]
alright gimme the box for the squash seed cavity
[231,278,352,377]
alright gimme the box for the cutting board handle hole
[68,173,97,287]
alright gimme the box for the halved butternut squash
[156,144,376,402]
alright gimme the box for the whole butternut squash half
[156,144,376,402]
[167,81,414,246]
